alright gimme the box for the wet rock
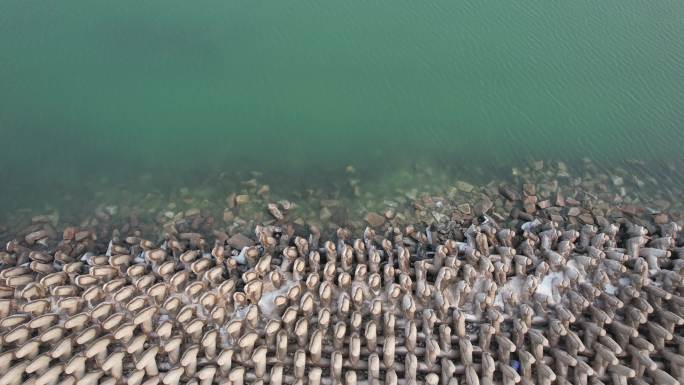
[523,183,536,196]
[523,196,537,214]
[566,207,581,217]
[226,193,237,208]
[457,203,471,215]
[499,186,520,201]
[235,195,250,205]
[32,213,59,227]
[557,161,570,177]
[566,197,581,206]
[320,207,332,221]
[550,214,564,223]
[62,227,77,241]
[554,192,565,207]
[384,208,396,220]
[364,212,385,227]
[432,211,447,222]
[25,230,48,245]
[620,204,642,216]
[578,213,594,224]
[267,203,284,221]
[473,195,494,215]
[228,233,254,249]
[653,213,669,225]
[455,181,474,193]
[257,185,270,195]
[74,230,92,242]
[185,208,201,217]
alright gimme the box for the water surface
[1,0,683,210]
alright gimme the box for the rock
[223,210,234,222]
[457,203,471,215]
[257,185,270,195]
[432,212,447,222]
[550,214,564,223]
[185,208,201,217]
[567,207,581,217]
[499,186,520,201]
[63,227,77,241]
[365,212,385,227]
[523,183,537,196]
[226,193,236,208]
[653,213,669,225]
[235,195,250,205]
[320,207,332,221]
[620,205,641,216]
[228,233,254,250]
[611,176,623,187]
[267,203,284,221]
[25,230,48,245]
[473,195,494,215]
[75,230,91,242]
[554,192,565,207]
[455,181,475,193]
[578,213,594,224]
[537,200,551,209]
[566,198,581,206]
[524,202,536,214]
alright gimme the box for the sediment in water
[0,160,683,385]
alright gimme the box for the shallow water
[1,0,684,211]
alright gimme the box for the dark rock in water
[499,185,521,201]
[228,233,254,249]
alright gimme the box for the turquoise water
[1,0,683,210]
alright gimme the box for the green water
[1,0,683,210]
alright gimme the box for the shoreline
[2,158,683,244]
[0,159,682,385]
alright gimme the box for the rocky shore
[0,159,683,385]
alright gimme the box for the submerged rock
[364,212,385,227]
[456,181,475,193]
[227,233,254,249]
